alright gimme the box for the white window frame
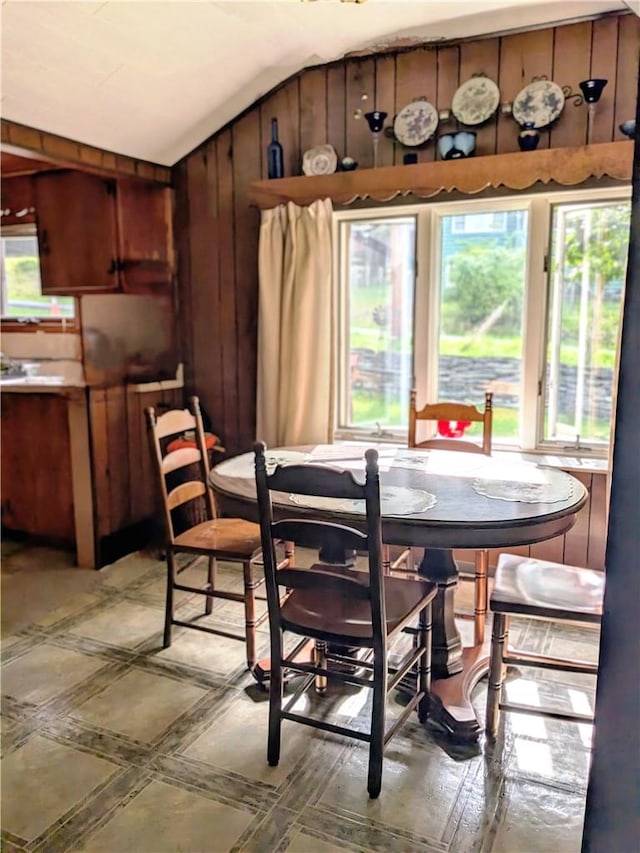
[333,183,630,458]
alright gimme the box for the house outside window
[334,186,630,456]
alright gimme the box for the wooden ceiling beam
[1,120,171,185]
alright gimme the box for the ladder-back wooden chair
[254,442,437,799]
[486,554,603,738]
[389,390,493,645]
[145,396,266,669]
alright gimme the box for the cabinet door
[116,179,174,291]
[0,393,75,542]
[35,171,120,294]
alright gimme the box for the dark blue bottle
[267,118,284,179]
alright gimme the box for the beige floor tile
[72,668,208,742]
[69,601,162,649]
[34,592,102,629]
[2,643,108,704]
[153,625,249,674]
[285,828,353,853]
[183,691,316,785]
[492,779,586,853]
[77,778,252,853]
[1,735,118,842]
[319,734,474,840]
[100,553,164,589]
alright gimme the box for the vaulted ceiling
[0,0,629,166]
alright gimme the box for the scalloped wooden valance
[248,141,633,209]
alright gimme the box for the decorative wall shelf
[248,141,633,209]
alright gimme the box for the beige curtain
[256,198,335,447]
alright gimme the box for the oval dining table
[209,443,588,742]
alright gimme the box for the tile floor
[1,538,599,853]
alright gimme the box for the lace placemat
[472,468,573,503]
[217,450,309,479]
[290,485,437,516]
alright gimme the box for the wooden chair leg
[314,640,328,694]
[205,556,216,615]
[243,560,258,670]
[382,544,391,575]
[267,629,284,767]
[367,653,387,799]
[474,549,489,646]
[486,612,508,738]
[164,551,176,648]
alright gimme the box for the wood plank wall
[173,13,639,456]
[89,384,182,563]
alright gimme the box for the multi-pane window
[335,187,630,455]
[1,225,75,320]
[544,200,630,448]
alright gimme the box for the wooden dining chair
[254,441,437,799]
[145,396,267,669]
[485,553,604,738]
[389,390,493,646]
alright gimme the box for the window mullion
[521,197,550,450]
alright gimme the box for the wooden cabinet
[1,392,76,543]
[35,171,173,294]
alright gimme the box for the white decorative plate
[302,144,338,176]
[393,100,439,147]
[451,76,500,126]
[512,80,565,129]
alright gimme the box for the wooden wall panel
[300,68,328,155]
[459,38,500,157]
[106,385,129,532]
[614,15,640,139]
[326,65,347,163]
[590,17,620,144]
[394,48,438,164]
[89,389,111,538]
[260,80,300,180]
[173,12,638,458]
[550,22,591,149]
[232,110,262,450]
[346,58,376,169]
[374,55,396,167]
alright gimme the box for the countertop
[0,376,87,394]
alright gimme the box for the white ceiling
[0,0,629,166]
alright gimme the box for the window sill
[1,318,78,333]
[331,438,609,474]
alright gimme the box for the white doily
[290,486,436,516]
[217,450,309,479]
[472,468,573,503]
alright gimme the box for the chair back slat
[167,480,206,511]
[272,518,367,554]
[267,463,366,500]
[409,390,493,455]
[154,409,196,440]
[254,441,386,642]
[162,447,202,474]
[145,396,217,543]
[277,567,372,599]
